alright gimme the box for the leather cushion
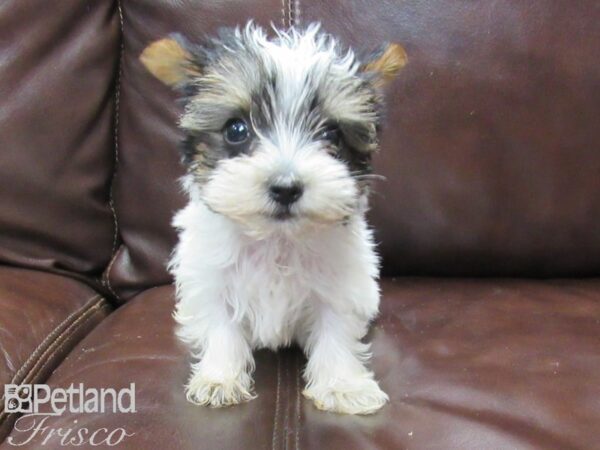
[0,267,110,441]
[1,285,282,449]
[7,278,600,449]
[0,0,120,278]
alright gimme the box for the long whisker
[352,173,387,182]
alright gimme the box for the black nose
[269,182,303,206]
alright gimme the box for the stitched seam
[3,294,100,388]
[0,301,105,414]
[20,303,106,386]
[108,0,124,256]
[104,244,123,300]
[21,300,104,384]
[272,353,281,450]
[287,0,293,28]
[103,0,125,301]
[283,356,288,450]
[281,0,287,28]
[0,306,106,425]
[294,352,301,450]
[0,297,106,423]
[294,0,301,26]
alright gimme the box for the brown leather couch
[1,1,599,448]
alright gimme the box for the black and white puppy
[140,23,406,415]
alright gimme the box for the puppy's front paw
[185,371,256,407]
[303,376,388,415]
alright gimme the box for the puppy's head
[141,23,406,237]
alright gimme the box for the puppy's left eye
[224,118,250,144]
[319,124,340,145]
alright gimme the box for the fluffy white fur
[171,184,386,414]
[162,24,396,415]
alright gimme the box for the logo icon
[4,385,33,413]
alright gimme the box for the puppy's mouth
[266,206,353,226]
[270,206,295,221]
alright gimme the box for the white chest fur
[170,200,380,350]
[225,237,312,348]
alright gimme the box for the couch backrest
[106,0,600,300]
[306,0,600,278]
[0,0,119,282]
[2,1,600,302]
[314,0,600,276]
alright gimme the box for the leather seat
[3,279,600,449]
[0,268,110,439]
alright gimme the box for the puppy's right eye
[319,124,341,145]
[223,118,250,144]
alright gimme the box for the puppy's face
[141,24,406,237]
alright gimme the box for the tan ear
[363,43,408,87]
[139,38,201,86]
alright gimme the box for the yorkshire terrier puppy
[140,23,406,415]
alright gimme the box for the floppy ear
[362,43,408,87]
[139,36,202,87]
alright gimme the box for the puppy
[140,23,406,415]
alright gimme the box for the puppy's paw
[185,371,256,407]
[303,377,388,415]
